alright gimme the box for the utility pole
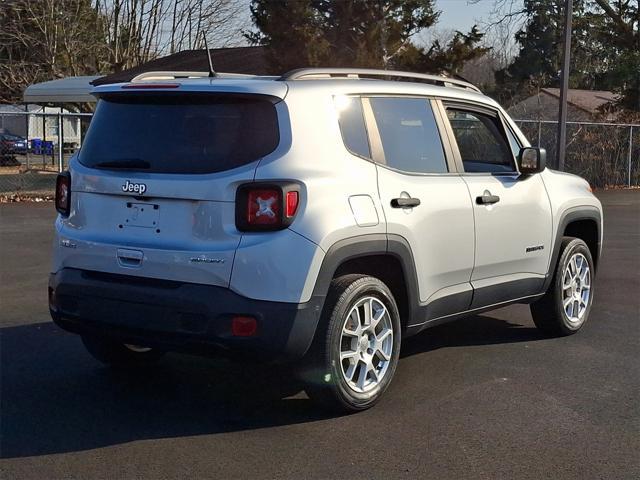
[556,0,573,171]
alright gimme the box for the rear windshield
[79,94,279,174]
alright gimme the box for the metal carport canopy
[23,76,103,103]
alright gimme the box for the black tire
[303,274,401,412]
[81,335,165,368]
[531,237,595,336]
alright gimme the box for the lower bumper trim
[49,268,323,362]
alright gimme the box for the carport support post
[556,0,573,171]
[24,103,30,170]
[628,126,634,187]
[57,112,63,173]
[42,112,46,168]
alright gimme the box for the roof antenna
[202,32,216,78]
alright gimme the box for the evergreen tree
[495,0,639,111]
[247,0,488,75]
[591,0,639,111]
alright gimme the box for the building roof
[23,76,102,103]
[92,46,272,86]
[0,104,40,113]
[0,104,75,114]
[541,88,618,114]
[507,88,621,121]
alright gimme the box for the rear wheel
[81,335,165,367]
[531,237,595,336]
[303,275,401,412]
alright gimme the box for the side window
[369,97,448,174]
[446,109,516,173]
[335,96,371,159]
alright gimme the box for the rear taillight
[247,188,282,226]
[236,183,300,231]
[55,172,71,216]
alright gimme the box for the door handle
[391,197,421,208]
[117,248,143,268]
[476,192,500,205]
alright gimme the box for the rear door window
[369,97,448,174]
[79,94,279,174]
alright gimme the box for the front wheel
[303,274,401,412]
[531,237,595,336]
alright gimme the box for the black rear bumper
[49,268,323,362]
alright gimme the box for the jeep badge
[122,180,147,195]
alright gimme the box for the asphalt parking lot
[1,190,638,479]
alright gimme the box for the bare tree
[0,0,108,102]
[169,0,246,53]
[93,0,247,71]
[0,0,248,103]
[477,0,527,70]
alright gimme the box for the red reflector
[247,189,281,225]
[285,191,299,218]
[122,83,180,89]
[55,172,71,216]
[231,316,258,337]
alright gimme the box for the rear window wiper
[93,159,151,170]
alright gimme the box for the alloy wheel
[339,296,394,393]
[562,252,591,324]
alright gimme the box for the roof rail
[130,71,257,82]
[279,68,481,93]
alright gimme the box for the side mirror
[518,147,546,174]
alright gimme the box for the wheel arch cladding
[310,234,419,331]
[544,206,601,292]
[563,218,600,269]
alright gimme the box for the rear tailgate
[55,90,282,287]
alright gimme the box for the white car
[49,68,603,411]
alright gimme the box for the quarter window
[369,97,448,174]
[335,96,371,159]
[446,109,515,173]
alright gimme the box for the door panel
[363,96,475,320]
[377,170,475,307]
[350,95,474,323]
[463,174,553,282]
[441,103,553,306]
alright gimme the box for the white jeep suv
[49,68,603,411]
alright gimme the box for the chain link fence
[514,120,639,188]
[0,111,638,197]
[0,111,92,197]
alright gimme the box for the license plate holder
[125,202,159,228]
